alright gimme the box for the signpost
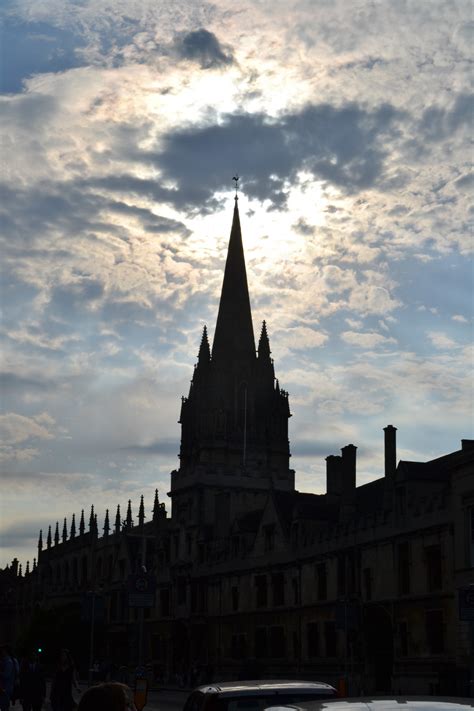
[128,572,156,608]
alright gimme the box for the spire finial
[232,174,239,200]
[138,495,145,527]
[153,489,160,521]
[38,529,43,553]
[62,518,67,543]
[70,513,76,539]
[54,522,59,546]
[258,320,271,359]
[47,525,52,549]
[115,504,121,534]
[197,325,211,365]
[79,509,85,536]
[125,499,133,528]
[104,509,110,536]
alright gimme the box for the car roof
[194,681,336,696]
[263,697,474,711]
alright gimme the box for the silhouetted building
[1,199,473,695]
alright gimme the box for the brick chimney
[384,425,397,477]
[340,444,357,521]
[326,454,343,496]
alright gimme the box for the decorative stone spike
[33,558,37,571]
[138,495,145,527]
[54,522,60,546]
[70,514,76,539]
[103,509,110,536]
[115,505,121,534]
[62,518,68,543]
[38,529,43,553]
[47,525,52,549]
[25,560,30,575]
[258,320,271,358]
[125,499,133,528]
[18,564,23,578]
[89,505,95,532]
[79,510,85,536]
[94,513,98,536]
[152,489,160,521]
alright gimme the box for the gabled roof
[355,478,386,513]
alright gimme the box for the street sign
[128,573,156,608]
[458,585,474,621]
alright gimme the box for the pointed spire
[152,489,160,521]
[62,518,68,543]
[138,495,145,527]
[70,514,76,539]
[38,529,43,554]
[94,513,98,536]
[18,563,23,578]
[212,199,256,363]
[47,525,52,549]
[103,509,110,536]
[258,320,271,359]
[25,560,30,575]
[54,521,60,546]
[89,505,95,533]
[275,379,280,394]
[115,504,121,534]
[125,500,133,528]
[197,325,211,364]
[79,510,85,536]
[33,558,37,571]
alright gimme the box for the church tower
[170,197,294,530]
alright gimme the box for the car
[262,697,474,711]
[183,680,338,711]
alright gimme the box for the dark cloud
[143,101,402,209]
[175,29,233,69]
[420,92,473,142]
[119,439,179,456]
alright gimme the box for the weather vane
[232,174,239,199]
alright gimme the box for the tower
[170,197,294,530]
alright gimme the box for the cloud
[175,29,234,69]
[341,330,396,348]
[452,314,468,323]
[427,331,458,350]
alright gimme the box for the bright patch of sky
[1,0,472,567]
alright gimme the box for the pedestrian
[19,651,46,711]
[50,649,80,711]
[6,646,20,706]
[77,682,136,711]
[0,645,15,711]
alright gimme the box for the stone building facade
[2,199,473,695]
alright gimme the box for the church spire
[38,529,43,555]
[115,504,121,534]
[103,509,110,536]
[47,525,52,549]
[212,199,255,363]
[70,513,76,539]
[258,320,271,359]
[138,495,145,528]
[197,325,210,365]
[62,518,67,543]
[54,521,59,546]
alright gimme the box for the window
[231,585,239,612]
[255,575,267,608]
[255,627,267,658]
[272,573,285,606]
[264,524,276,552]
[307,622,319,657]
[398,621,409,657]
[231,633,247,659]
[398,542,410,595]
[177,576,187,605]
[316,563,327,600]
[324,620,337,657]
[363,568,372,601]
[269,626,286,658]
[425,544,442,591]
[337,555,346,596]
[292,576,300,604]
[160,588,170,616]
[426,609,444,654]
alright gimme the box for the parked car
[183,680,338,711]
[263,697,474,711]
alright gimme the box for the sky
[0,0,472,569]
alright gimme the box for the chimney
[326,455,343,496]
[339,444,357,522]
[384,425,397,477]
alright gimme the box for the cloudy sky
[1,0,472,568]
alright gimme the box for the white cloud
[341,330,396,348]
[427,331,458,350]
